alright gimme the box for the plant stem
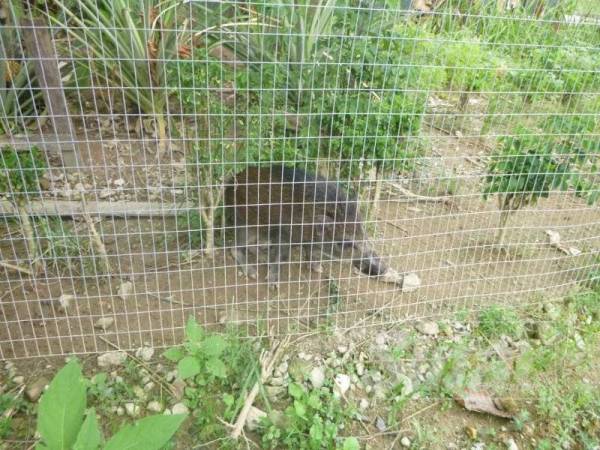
[17,203,40,274]
[496,207,511,246]
[156,113,167,157]
[199,188,215,255]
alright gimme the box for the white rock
[401,436,411,447]
[97,351,127,368]
[356,362,365,376]
[171,402,189,415]
[94,317,114,330]
[125,403,140,417]
[144,381,155,392]
[337,345,348,354]
[116,406,125,416]
[118,281,134,301]
[359,398,369,410]
[12,376,25,385]
[505,438,519,450]
[375,332,387,347]
[416,321,439,336]
[133,386,146,400]
[147,401,163,413]
[333,374,351,397]
[245,406,267,431]
[309,366,325,389]
[113,178,125,187]
[58,294,74,310]
[99,188,113,199]
[165,370,177,383]
[135,346,154,362]
[402,273,422,292]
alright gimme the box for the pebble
[97,351,127,368]
[116,406,125,416]
[147,401,163,413]
[337,345,349,354]
[416,321,439,336]
[359,398,369,410]
[355,362,365,376]
[26,378,48,402]
[333,374,351,397]
[94,317,114,330]
[58,294,74,310]
[171,402,189,415]
[375,332,387,347]
[245,406,267,431]
[133,386,146,400]
[165,370,177,382]
[12,376,25,385]
[401,436,411,447]
[309,366,325,389]
[135,346,155,362]
[117,281,134,301]
[370,370,383,383]
[401,273,422,292]
[125,403,140,417]
[505,438,519,450]
[375,416,386,432]
[144,381,155,392]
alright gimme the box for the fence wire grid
[0,0,599,359]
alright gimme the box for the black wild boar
[224,165,388,288]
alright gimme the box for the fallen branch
[230,336,290,440]
[81,199,112,273]
[0,199,194,218]
[0,260,34,276]
[385,182,449,203]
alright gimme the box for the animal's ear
[313,215,336,241]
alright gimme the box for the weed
[163,318,260,441]
[477,305,524,340]
[261,382,355,449]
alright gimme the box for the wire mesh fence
[0,0,598,359]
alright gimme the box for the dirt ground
[1,106,599,360]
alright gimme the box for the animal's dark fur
[224,165,386,286]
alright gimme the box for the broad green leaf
[293,400,307,418]
[288,382,304,399]
[201,335,228,357]
[185,317,203,343]
[206,357,227,378]
[343,437,360,450]
[104,414,187,450]
[73,409,102,450]
[163,347,185,362]
[37,359,87,450]
[177,356,201,380]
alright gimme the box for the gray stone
[97,351,127,368]
[171,402,189,415]
[147,401,163,413]
[26,378,48,402]
[416,321,439,336]
[309,366,325,389]
[245,406,267,431]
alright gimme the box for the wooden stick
[0,200,194,218]
[0,260,34,276]
[386,182,449,203]
[230,337,290,439]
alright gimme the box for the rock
[133,386,146,400]
[333,374,351,397]
[245,406,267,431]
[125,403,140,417]
[465,426,478,439]
[288,358,311,382]
[375,416,386,432]
[265,385,286,401]
[58,294,74,310]
[359,398,369,410]
[370,370,383,383]
[401,436,411,448]
[375,332,387,347]
[505,438,519,450]
[269,376,285,386]
[116,406,125,416]
[147,401,163,413]
[113,178,125,187]
[12,376,25,385]
[337,345,349,354]
[94,317,114,330]
[99,188,113,199]
[144,381,155,392]
[26,378,48,402]
[172,378,186,400]
[165,370,177,383]
[97,351,127,368]
[401,273,421,292]
[135,346,154,362]
[274,361,288,377]
[118,281,134,301]
[356,362,365,376]
[471,444,485,450]
[171,402,189,415]
[416,321,439,336]
[309,366,325,389]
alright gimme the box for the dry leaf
[454,390,514,419]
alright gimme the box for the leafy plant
[0,146,46,272]
[477,305,524,340]
[45,0,210,153]
[36,359,186,450]
[261,382,354,449]
[163,317,260,441]
[483,125,598,245]
[0,3,44,136]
